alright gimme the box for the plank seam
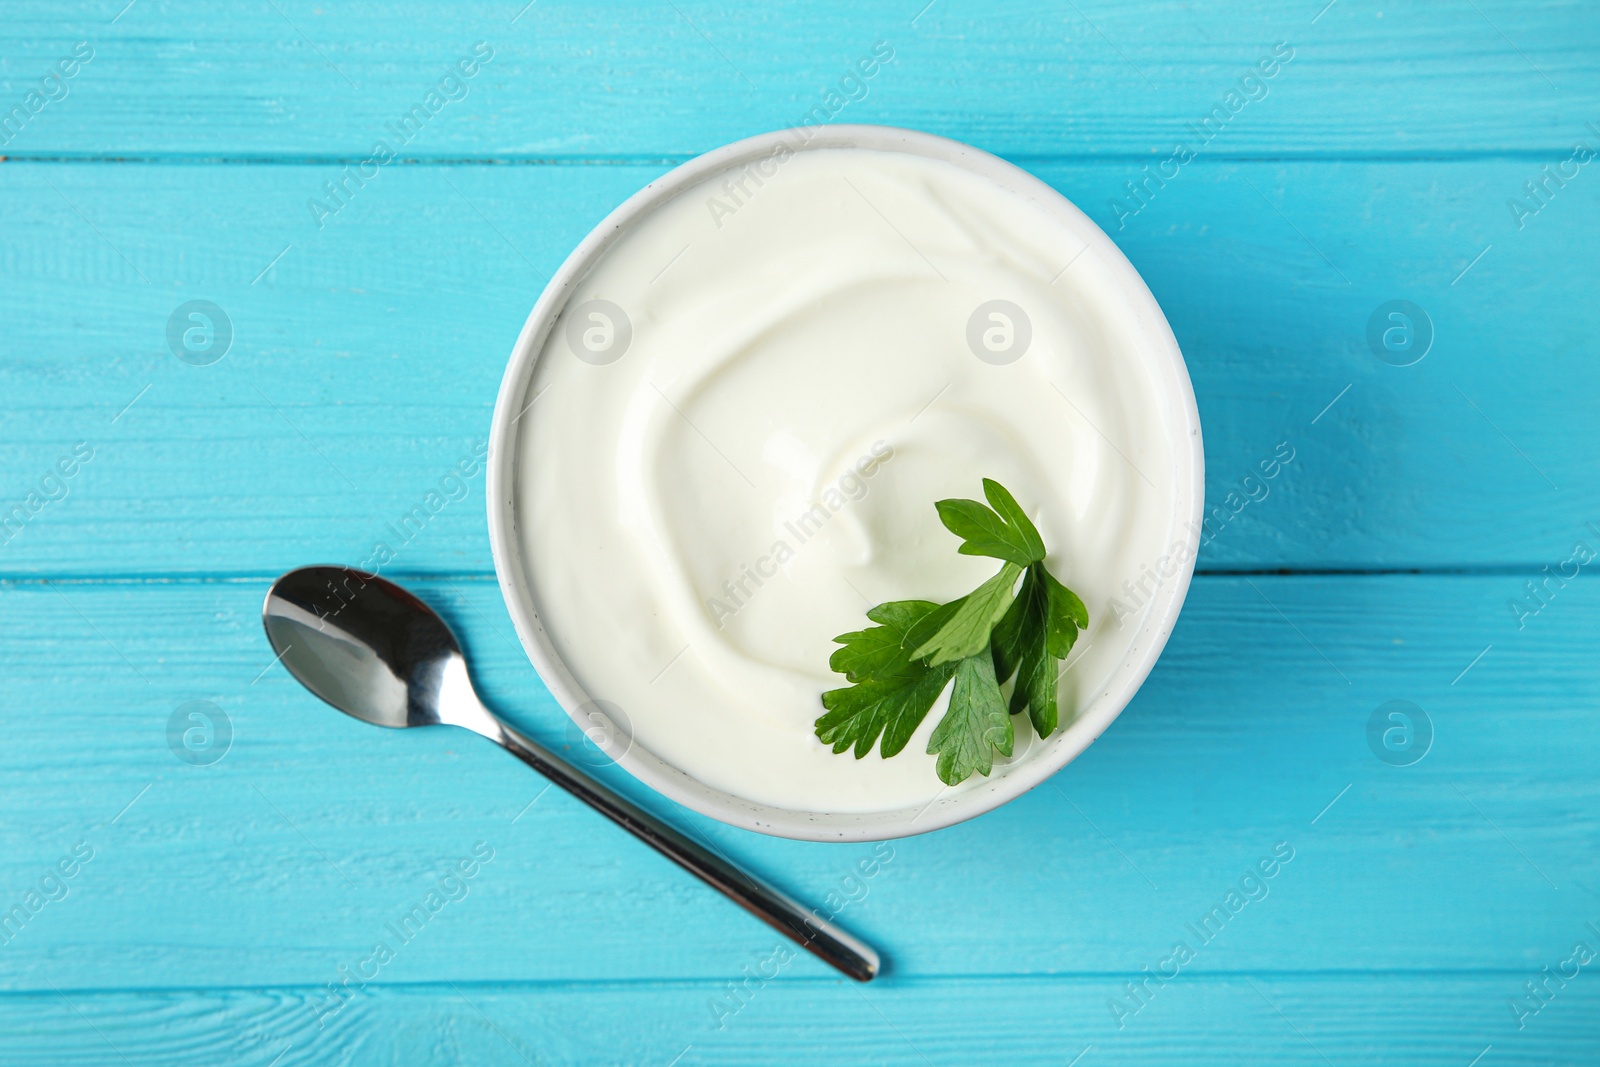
[0,968,1560,999]
[0,567,1571,586]
[0,149,1590,166]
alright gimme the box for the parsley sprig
[814,479,1088,786]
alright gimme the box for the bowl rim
[486,124,1204,841]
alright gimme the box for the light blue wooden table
[3,2,1598,1063]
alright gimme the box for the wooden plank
[1,972,1593,1065]
[2,2,1592,1062]
[0,574,1593,991]
[1,1,1597,158]
[0,158,1595,574]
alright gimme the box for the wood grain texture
[0,159,1594,574]
[5,973,1597,1065]
[0,575,1593,993]
[1,1,1597,158]
[3,0,1598,1060]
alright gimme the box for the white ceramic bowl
[487,125,1203,841]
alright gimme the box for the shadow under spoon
[261,565,880,982]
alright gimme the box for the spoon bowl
[263,566,458,730]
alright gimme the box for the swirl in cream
[515,147,1179,813]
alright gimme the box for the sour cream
[514,145,1178,813]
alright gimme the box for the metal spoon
[262,565,880,982]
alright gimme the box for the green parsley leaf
[814,479,1089,785]
[991,564,1059,738]
[989,567,1034,685]
[1041,565,1088,659]
[1010,629,1059,739]
[934,497,1042,567]
[927,650,1013,785]
[829,600,942,683]
[817,601,959,759]
[911,561,1023,666]
[981,478,1046,563]
[898,596,967,657]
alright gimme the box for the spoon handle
[489,722,880,982]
